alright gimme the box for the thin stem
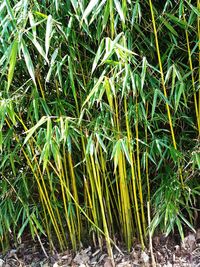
[182,4,200,136]
[148,0,184,186]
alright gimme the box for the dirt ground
[1,230,200,267]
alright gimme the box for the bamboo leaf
[102,0,110,29]
[82,71,106,107]
[45,15,53,57]
[96,133,107,153]
[160,17,178,37]
[179,213,196,234]
[92,39,105,73]
[102,32,123,62]
[68,56,79,111]
[28,12,37,39]
[5,0,16,26]
[31,213,46,235]
[111,140,121,172]
[17,217,29,239]
[185,1,200,16]
[34,11,48,18]
[0,130,2,152]
[26,32,49,63]
[115,44,138,55]
[151,89,158,119]
[175,83,184,112]
[121,139,131,165]
[166,13,187,28]
[82,0,99,24]
[114,0,125,23]
[141,57,147,89]
[24,116,48,144]
[21,39,36,85]
[7,39,18,91]
[46,48,58,82]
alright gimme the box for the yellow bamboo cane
[182,4,200,136]
[148,0,184,186]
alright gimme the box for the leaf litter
[1,230,200,267]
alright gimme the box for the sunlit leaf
[7,39,18,91]
[45,15,53,57]
[21,39,36,85]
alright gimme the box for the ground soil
[1,230,200,267]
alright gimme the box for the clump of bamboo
[0,0,199,261]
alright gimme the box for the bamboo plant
[0,0,200,261]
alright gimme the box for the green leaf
[40,142,50,171]
[160,17,178,37]
[21,39,36,85]
[102,0,110,29]
[96,133,107,153]
[5,0,16,26]
[115,43,138,56]
[0,130,2,152]
[114,0,125,23]
[34,11,48,18]
[68,56,79,111]
[179,214,195,233]
[45,15,53,57]
[17,217,29,239]
[141,57,147,89]
[28,12,37,40]
[7,39,18,91]
[54,0,59,13]
[166,13,187,29]
[176,217,184,241]
[185,1,200,17]
[151,89,158,120]
[92,39,105,73]
[46,48,58,82]
[82,70,106,107]
[111,140,121,172]
[101,32,124,62]
[51,141,62,171]
[175,83,184,112]
[24,116,48,144]
[121,139,131,165]
[82,0,99,24]
[26,32,49,63]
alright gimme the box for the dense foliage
[0,0,200,260]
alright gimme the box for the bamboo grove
[0,0,200,259]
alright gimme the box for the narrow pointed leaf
[82,0,99,24]
[24,116,48,144]
[45,15,53,57]
[7,39,18,91]
[114,0,125,23]
[21,40,36,85]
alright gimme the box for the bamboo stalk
[7,116,66,249]
[198,0,200,138]
[135,95,146,236]
[148,0,184,186]
[182,4,200,136]
[90,153,114,263]
[124,96,144,248]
